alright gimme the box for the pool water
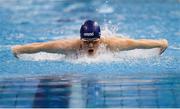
[0,0,180,108]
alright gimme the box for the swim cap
[80,20,101,40]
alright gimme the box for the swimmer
[12,20,168,58]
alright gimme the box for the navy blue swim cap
[80,20,101,40]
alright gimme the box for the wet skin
[12,37,168,58]
[80,39,101,56]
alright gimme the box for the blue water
[0,0,180,108]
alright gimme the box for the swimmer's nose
[89,43,93,48]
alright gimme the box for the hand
[11,45,21,58]
[159,39,168,55]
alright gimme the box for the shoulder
[100,37,132,49]
[55,38,80,42]
[49,38,80,45]
[100,37,125,44]
[58,38,81,49]
[44,38,81,49]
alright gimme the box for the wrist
[161,39,168,48]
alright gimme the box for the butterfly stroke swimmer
[12,20,168,58]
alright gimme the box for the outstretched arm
[12,39,80,58]
[106,37,168,55]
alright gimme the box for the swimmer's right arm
[12,42,48,58]
[12,39,80,58]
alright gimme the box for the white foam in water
[69,48,160,64]
[19,52,65,61]
[18,46,160,64]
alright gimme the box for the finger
[159,47,167,55]
[13,53,19,59]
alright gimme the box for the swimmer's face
[80,38,100,56]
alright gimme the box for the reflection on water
[32,77,71,108]
[0,73,179,108]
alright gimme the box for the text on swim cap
[84,32,94,36]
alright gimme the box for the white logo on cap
[84,32,94,36]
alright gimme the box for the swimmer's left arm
[132,39,168,55]
[107,38,168,55]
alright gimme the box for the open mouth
[88,49,94,54]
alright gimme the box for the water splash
[19,52,65,61]
[18,47,160,64]
[68,48,160,64]
[101,23,120,38]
